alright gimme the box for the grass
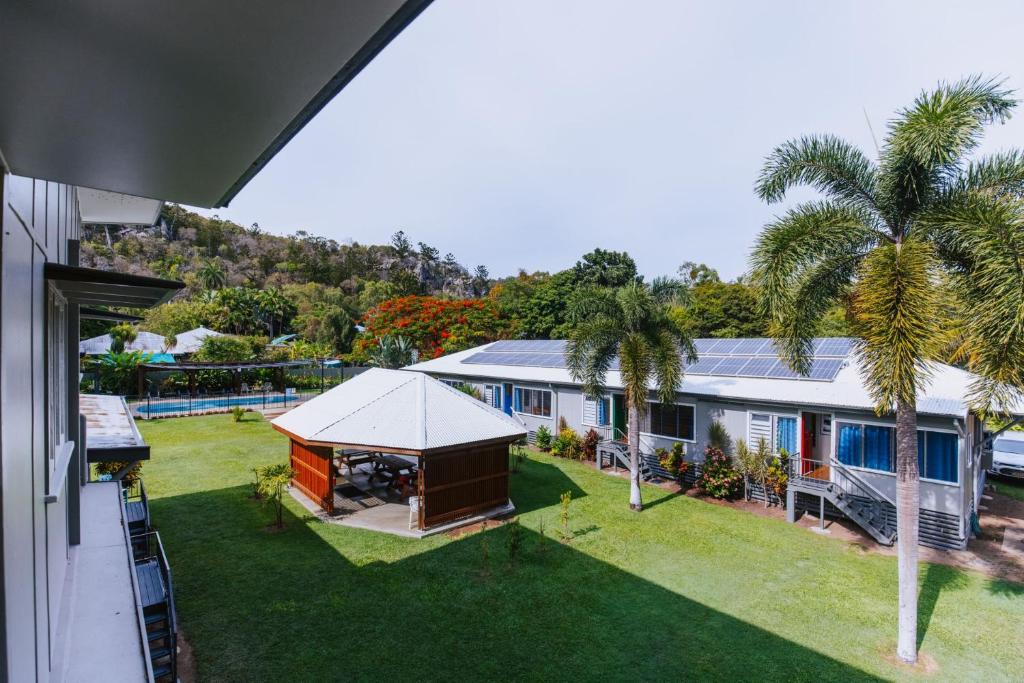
[990,475,1024,502]
[140,414,1024,681]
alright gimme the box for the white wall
[1,173,79,681]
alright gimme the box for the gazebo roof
[165,326,223,355]
[79,330,166,355]
[272,368,526,453]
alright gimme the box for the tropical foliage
[365,335,415,369]
[352,296,510,361]
[567,280,695,510]
[750,75,1024,663]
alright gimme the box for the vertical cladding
[421,443,509,527]
[2,175,80,679]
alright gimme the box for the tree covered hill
[79,205,848,359]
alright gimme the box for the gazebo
[271,369,527,531]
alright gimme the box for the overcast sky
[192,0,1024,281]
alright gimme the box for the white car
[991,431,1024,479]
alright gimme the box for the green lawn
[991,475,1024,502]
[139,414,1023,681]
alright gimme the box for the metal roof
[272,368,526,452]
[463,337,855,382]
[407,340,1006,419]
[79,331,166,355]
[80,394,149,462]
[164,326,223,355]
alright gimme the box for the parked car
[991,430,1024,478]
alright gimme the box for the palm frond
[852,238,947,411]
[618,334,652,414]
[567,316,622,399]
[755,135,880,214]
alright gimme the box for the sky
[192,0,1024,282]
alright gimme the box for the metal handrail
[132,530,177,682]
[827,456,896,507]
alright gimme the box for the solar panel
[709,356,748,375]
[737,357,777,377]
[462,337,851,381]
[730,338,769,354]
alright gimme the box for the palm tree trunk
[895,395,920,664]
[628,404,642,511]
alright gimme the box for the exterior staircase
[133,531,178,682]
[596,439,652,479]
[788,458,897,545]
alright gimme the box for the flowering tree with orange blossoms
[351,296,511,362]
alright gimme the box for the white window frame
[746,409,798,454]
[513,385,553,419]
[46,284,69,477]
[484,383,503,410]
[581,393,611,428]
[640,400,697,443]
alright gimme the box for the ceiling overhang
[0,0,433,207]
[46,263,184,308]
[78,188,164,226]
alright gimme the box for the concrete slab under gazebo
[271,368,527,536]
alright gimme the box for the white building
[409,338,1016,550]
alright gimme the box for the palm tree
[197,259,227,291]
[566,281,695,511]
[367,335,415,369]
[750,76,1024,664]
[108,323,137,354]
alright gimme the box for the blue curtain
[837,424,862,466]
[513,389,522,412]
[776,417,797,455]
[922,431,958,483]
[597,398,608,426]
[863,425,893,472]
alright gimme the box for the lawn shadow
[508,456,587,515]
[917,562,970,649]
[151,484,886,682]
[987,578,1024,598]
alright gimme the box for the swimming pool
[132,392,312,417]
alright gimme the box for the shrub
[559,490,572,541]
[456,383,484,401]
[551,427,582,459]
[505,517,524,562]
[658,442,689,483]
[766,448,790,503]
[707,419,732,454]
[94,460,142,485]
[582,428,600,461]
[509,441,527,473]
[534,425,552,451]
[696,445,743,499]
[231,406,246,422]
[256,463,294,528]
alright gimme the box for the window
[918,430,958,483]
[484,384,502,410]
[439,378,462,388]
[514,387,552,417]
[647,402,695,441]
[749,412,797,453]
[583,395,610,427]
[836,422,894,472]
[46,285,68,474]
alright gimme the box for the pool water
[134,393,300,416]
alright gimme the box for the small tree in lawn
[256,463,294,529]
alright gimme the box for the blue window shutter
[776,417,797,454]
[837,424,862,466]
[863,425,893,472]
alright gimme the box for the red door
[800,413,815,475]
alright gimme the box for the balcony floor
[53,481,148,682]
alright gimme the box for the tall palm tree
[750,76,1024,664]
[567,281,695,511]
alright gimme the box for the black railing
[126,387,321,419]
[122,478,151,535]
[132,531,177,683]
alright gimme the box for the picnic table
[370,454,418,499]
[334,449,378,477]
